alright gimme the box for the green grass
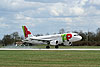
[2,45,100,49]
[58,46,100,48]
[28,45,100,49]
[0,51,100,67]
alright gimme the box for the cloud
[70,7,84,15]
[79,0,88,6]
[64,18,72,22]
[0,0,100,39]
[15,13,33,21]
[0,0,46,11]
[49,3,64,16]
[89,0,100,5]
[0,24,9,28]
[25,0,66,3]
[18,1,86,18]
[0,17,9,27]
[0,0,88,18]
[0,17,4,22]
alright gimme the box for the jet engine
[50,40,58,45]
[63,41,72,46]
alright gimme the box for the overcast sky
[0,0,100,39]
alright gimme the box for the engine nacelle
[63,41,72,46]
[50,40,58,45]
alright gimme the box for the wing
[30,37,52,43]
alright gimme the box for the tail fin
[22,26,33,38]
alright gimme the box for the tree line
[1,28,100,46]
[73,28,100,46]
[0,32,23,46]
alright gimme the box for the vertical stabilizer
[22,26,33,38]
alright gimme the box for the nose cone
[70,35,82,42]
[78,36,82,41]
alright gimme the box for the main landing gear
[46,45,59,49]
[46,46,50,49]
[46,41,59,49]
[55,45,59,49]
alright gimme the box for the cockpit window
[74,34,79,36]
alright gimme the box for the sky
[0,0,100,39]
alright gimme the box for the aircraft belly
[31,40,46,45]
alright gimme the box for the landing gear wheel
[46,46,50,49]
[69,42,72,46]
[29,43,33,46]
[55,45,59,49]
[22,42,27,46]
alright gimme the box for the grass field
[3,45,100,49]
[0,50,100,67]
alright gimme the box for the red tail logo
[23,26,31,38]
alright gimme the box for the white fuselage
[23,33,82,46]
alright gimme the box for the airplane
[22,26,82,48]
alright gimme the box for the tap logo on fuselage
[61,34,72,42]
